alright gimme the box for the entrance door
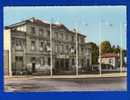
[55,60,60,71]
[60,59,64,70]
[65,59,69,70]
[15,56,23,72]
[87,59,90,67]
[32,63,36,72]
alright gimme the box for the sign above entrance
[57,55,69,59]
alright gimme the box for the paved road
[4,77,127,92]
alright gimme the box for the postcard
[3,6,127,92]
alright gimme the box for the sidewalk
[4,72,127,80]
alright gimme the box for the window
[54,32,58,39]
[62,45,64,53]
[61,33,63,39]
[31,27,35,34]
[81,59,84,67]
[40,42,43,46]
[78,37,80,43]
[56,32,59,39]
[31,41,35,50]
[87,59,90,66]
[81,47,84,52]
[40,42,43,51]
[72,59,75,65]
[72,36,74,41]
[86,49,89,56]
[109,59,113,64]
[39,29,43,36]
[15,56,23,62]
[66,45,69,53]
[59,45,62,53]
[31,57,35,62]
[81,38,85,43]
[16,40,22,50]
[40,57,45,65]
[48,57,50,65]
[55,45,58,53]
[59,33,61,39]
[47,30,50,37]
[15,56,23,70]
[15,56,18,61]
[17,25,26,32]
[66,34,68,40]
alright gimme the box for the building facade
[100,53,120,68]
[4,18,92,75]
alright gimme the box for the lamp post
[73,27,79,77]
[9,31,12,76]
[50,18,53,77]
[75,28,79,76]
[99,21,102,76]
[120,23,126,73]
[98,20,113,76]
[82,22,91,72]
[120,23,123,73]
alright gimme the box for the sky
[4,6,126,49]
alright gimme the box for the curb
[4,73,127,80]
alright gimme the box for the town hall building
[4,17,92,76]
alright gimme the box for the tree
[87,42,99,64]
[100,41,111,54]
[122,49,127,57]
[122,49,127,66]
[111,45,120,53]
[112,45,116,48]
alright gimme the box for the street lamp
[120,23,123,73]
[120,23,126,73]
[99,21,102,76]
[50,18,53,77]
[75,28,79,77]
[98,20,114,76]
[83,22,91,72]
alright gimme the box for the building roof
[101,53,120,58]
[5,17,86,37]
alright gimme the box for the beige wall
[101,57,116,67]
[4,50,9,75]
[4,29,11,50]
[4,29,12,76]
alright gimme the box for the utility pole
[9,29,12,76]
[120,23,123,73]
[50,18,53,77]
[75,28,79,76]
[99,22,102,76]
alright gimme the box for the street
[4,76,127,92]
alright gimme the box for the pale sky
[4,6,127,49]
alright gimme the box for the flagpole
[76,27,79,77]
[120,23,123,73]
[99,21,102,76]
[9,30,12,76]
[50,18,53,77]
